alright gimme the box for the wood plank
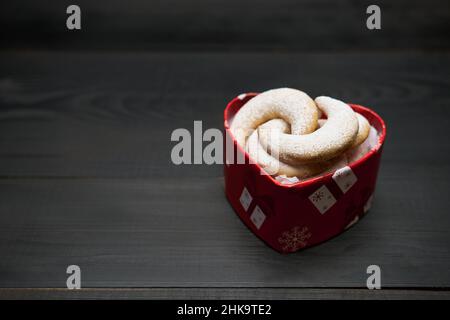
[0,171,448,288]
[1,1,449,50]
[0,288,449,300]
[0,52,449,177]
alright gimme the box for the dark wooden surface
[1,288,449,300]
[1,0,450,51]
[0,51,449,299]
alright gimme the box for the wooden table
[0,51,449,299]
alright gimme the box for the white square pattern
[239,187,253,211]
[309,185,336,214]
[275,175,300,185]
[345,216,359,229]
[364,193,374,213]
[250,206,266,229]
[332,166,357,193]
[237,93,247,100]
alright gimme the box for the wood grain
[1,288,449,300]
[1,0,449,51]
[0,52,449,177]
[0,52,449,294]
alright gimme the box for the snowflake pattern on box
[278,226,312,252]
[308,185,336,214]
[311,191,324,202]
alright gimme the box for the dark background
[0,1,449,299]
[1,0,450,51]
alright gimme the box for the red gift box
[224,93,387,253]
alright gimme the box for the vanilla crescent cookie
[230,88,318,148]
[246,119,347,178]
[258,96,359,164]
[230,88,372,178]
[353,113,370,147]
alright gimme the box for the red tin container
[224,93,387,253]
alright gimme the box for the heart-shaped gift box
[224,93,387,253]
